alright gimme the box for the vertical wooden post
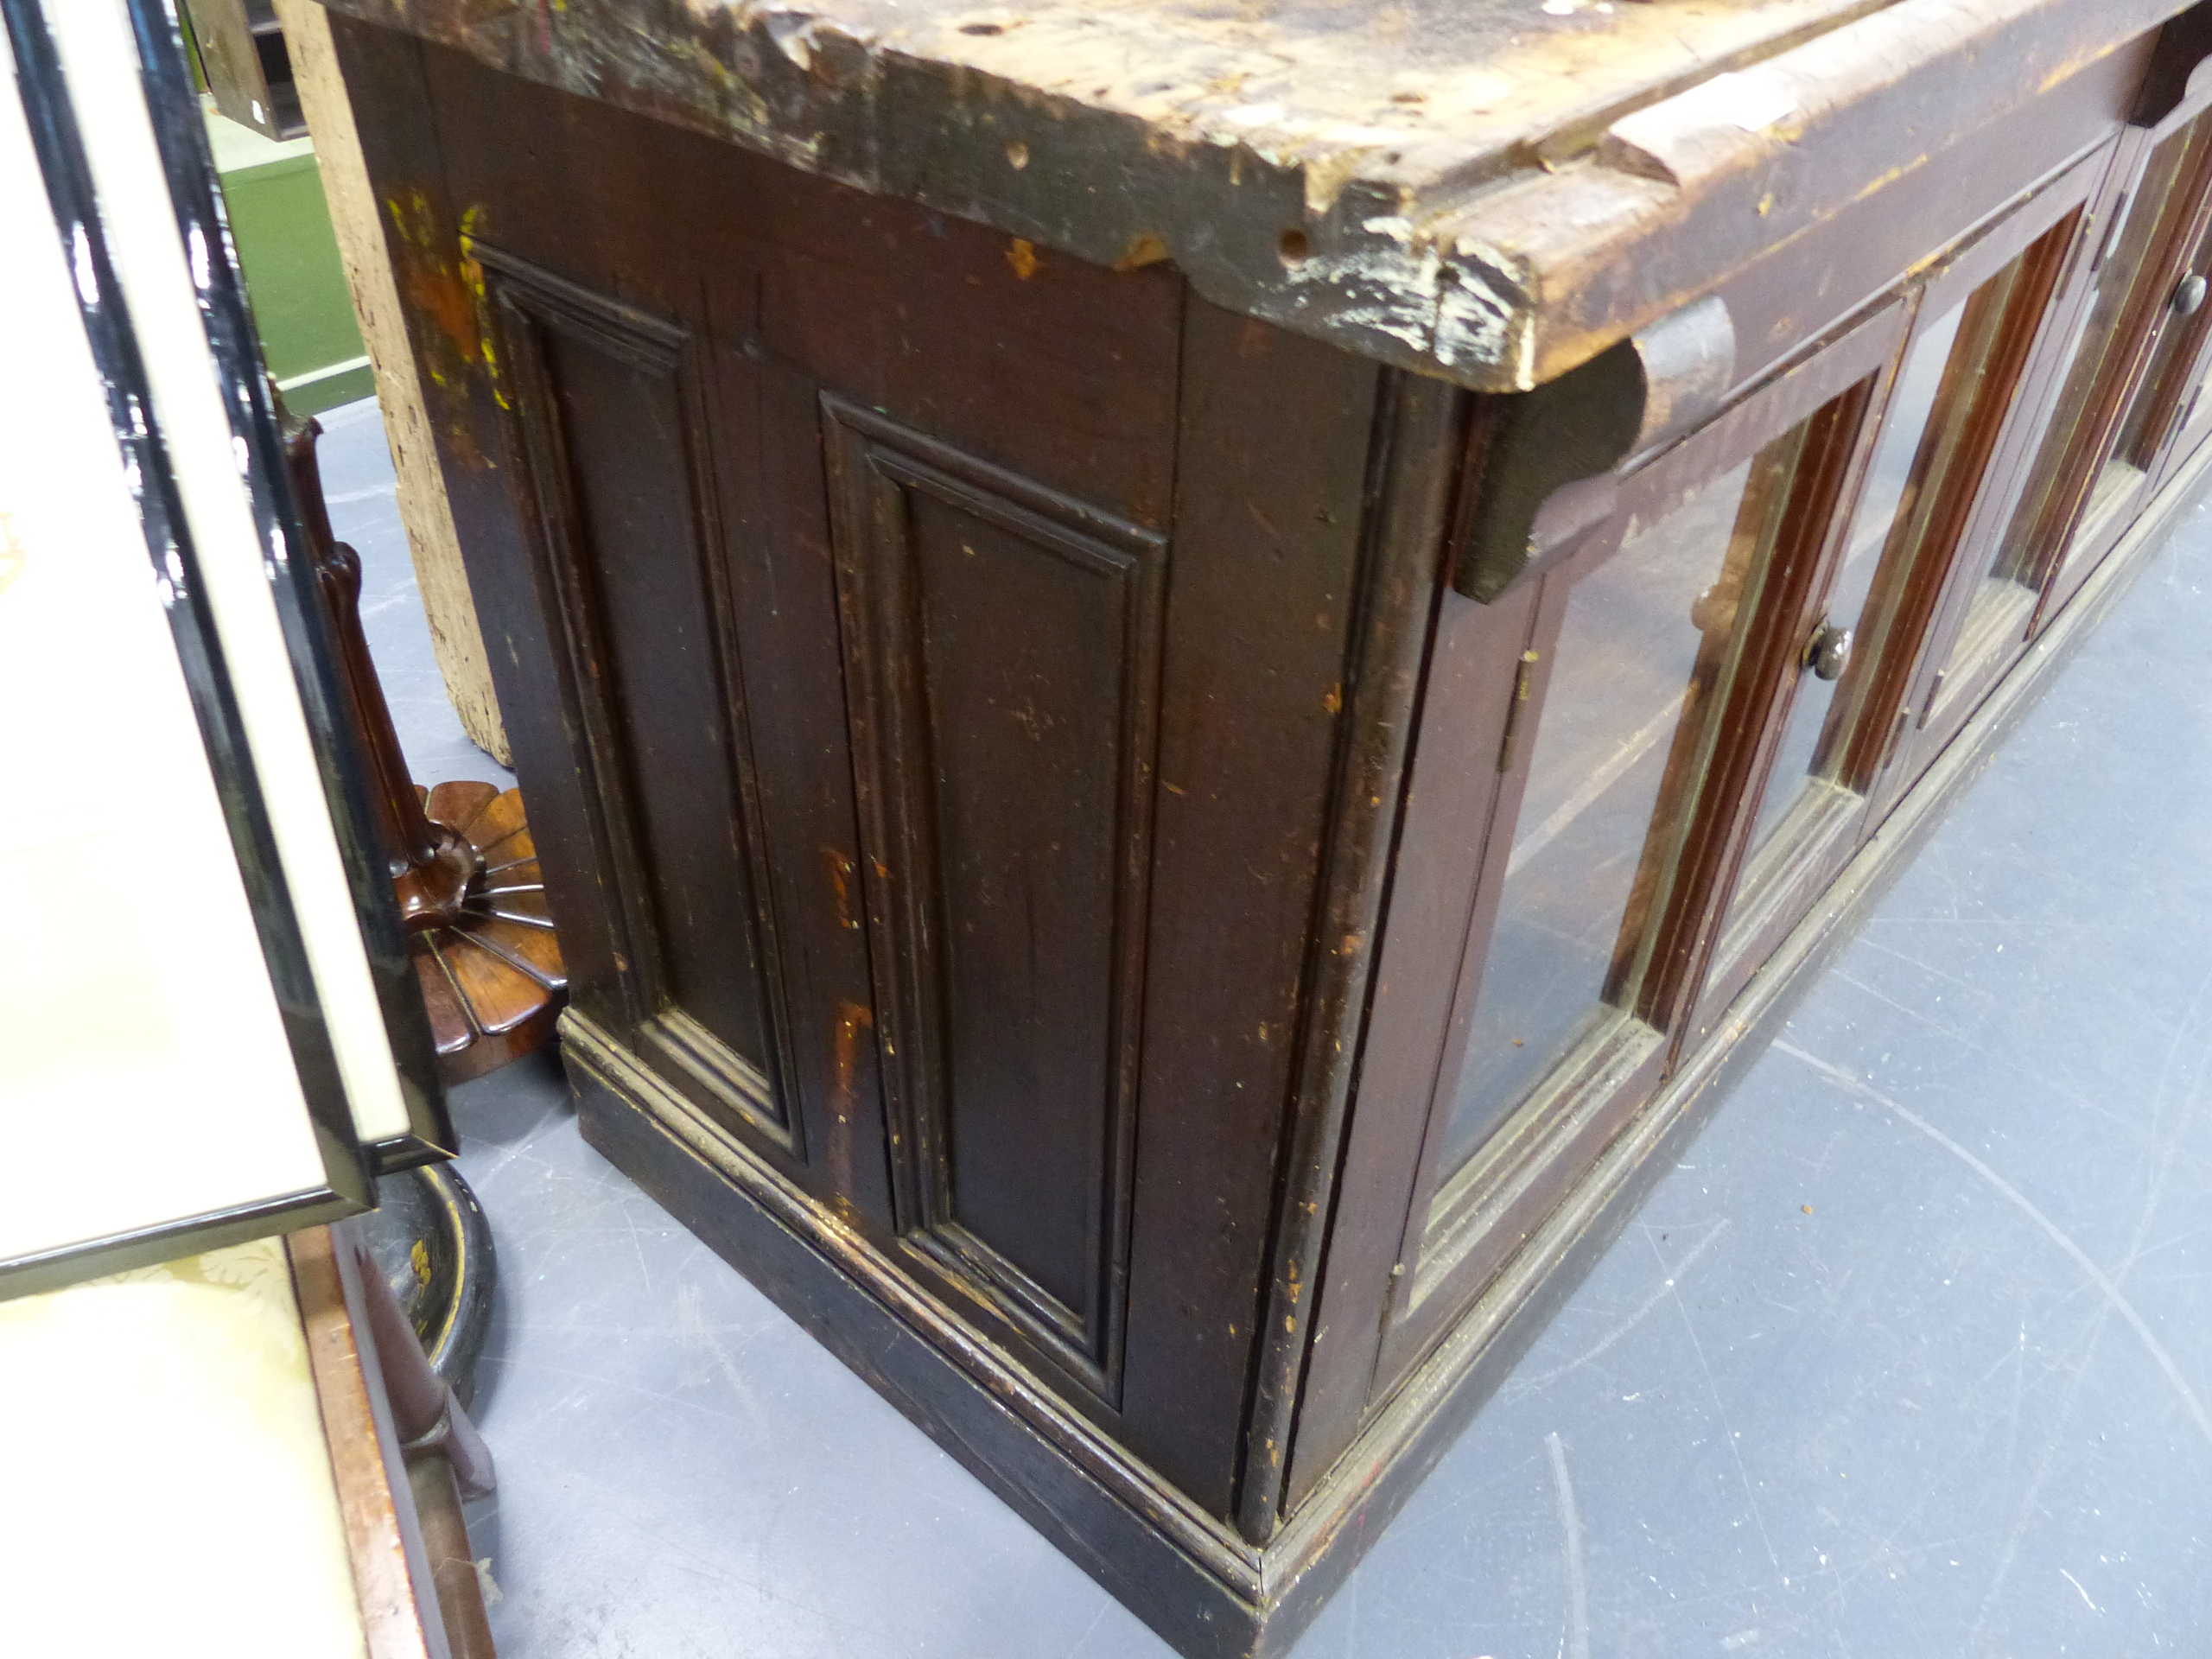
[285,410,480,925]
[273,0,511,766]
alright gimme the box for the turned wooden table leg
[283,409,567,1084]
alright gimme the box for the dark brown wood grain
[1116,298,1381,1512]
[474,245,791,1138]
[2020,112,2212,624]
[1649,382,1876,1046]
[823,395,1168,1400]
[1287,568,1541,1510]
[572,414,2212,1659]
[2133,0,2212,127]
[1238,372,1466,1541]
[285,415,471,925]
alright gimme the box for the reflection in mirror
[1429,434,1804,1187]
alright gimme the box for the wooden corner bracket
[1449,295,1738,602]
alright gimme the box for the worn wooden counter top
[321,0,2190,385]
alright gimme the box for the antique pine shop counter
[313,0,2212,1650]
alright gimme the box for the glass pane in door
[2005,117,2212,593]
[1742,302,1966,855]
[1912,218,2095,699]
[1430,434,1807,1179]
[2110,229,2212,473]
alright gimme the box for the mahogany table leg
[282,405,567,1084]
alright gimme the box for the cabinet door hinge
[1878,702,1913,772]
[2094,195,2129,275]
[1497,650,1541,772]
[1916,669,1945,729]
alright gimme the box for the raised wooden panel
[476,245,799,1154]
[824,396,1166,1399]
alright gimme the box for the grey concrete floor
[323,393,2212,1659]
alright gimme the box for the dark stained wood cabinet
[315,0,2212,1650]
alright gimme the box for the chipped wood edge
[276,0,511,766]
[311,0,2190,394]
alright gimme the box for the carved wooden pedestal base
[412,779,565,1084]
[283,404,568,1087]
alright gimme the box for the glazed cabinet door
[2005,108,2212,628]
[2142,287,2212,489]
[1295,142,2136,1504]
[1697,145,2113,1023]
[1335,301,1909,1415]
[1863,106,2212,810]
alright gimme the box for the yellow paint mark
[2037,57,2090,98]
[1115,231,1171,271]
[1007,237,1039,279]
[385,192,481,370]
[1322,683,1343,714]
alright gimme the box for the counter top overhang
[319,0,2198,388]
